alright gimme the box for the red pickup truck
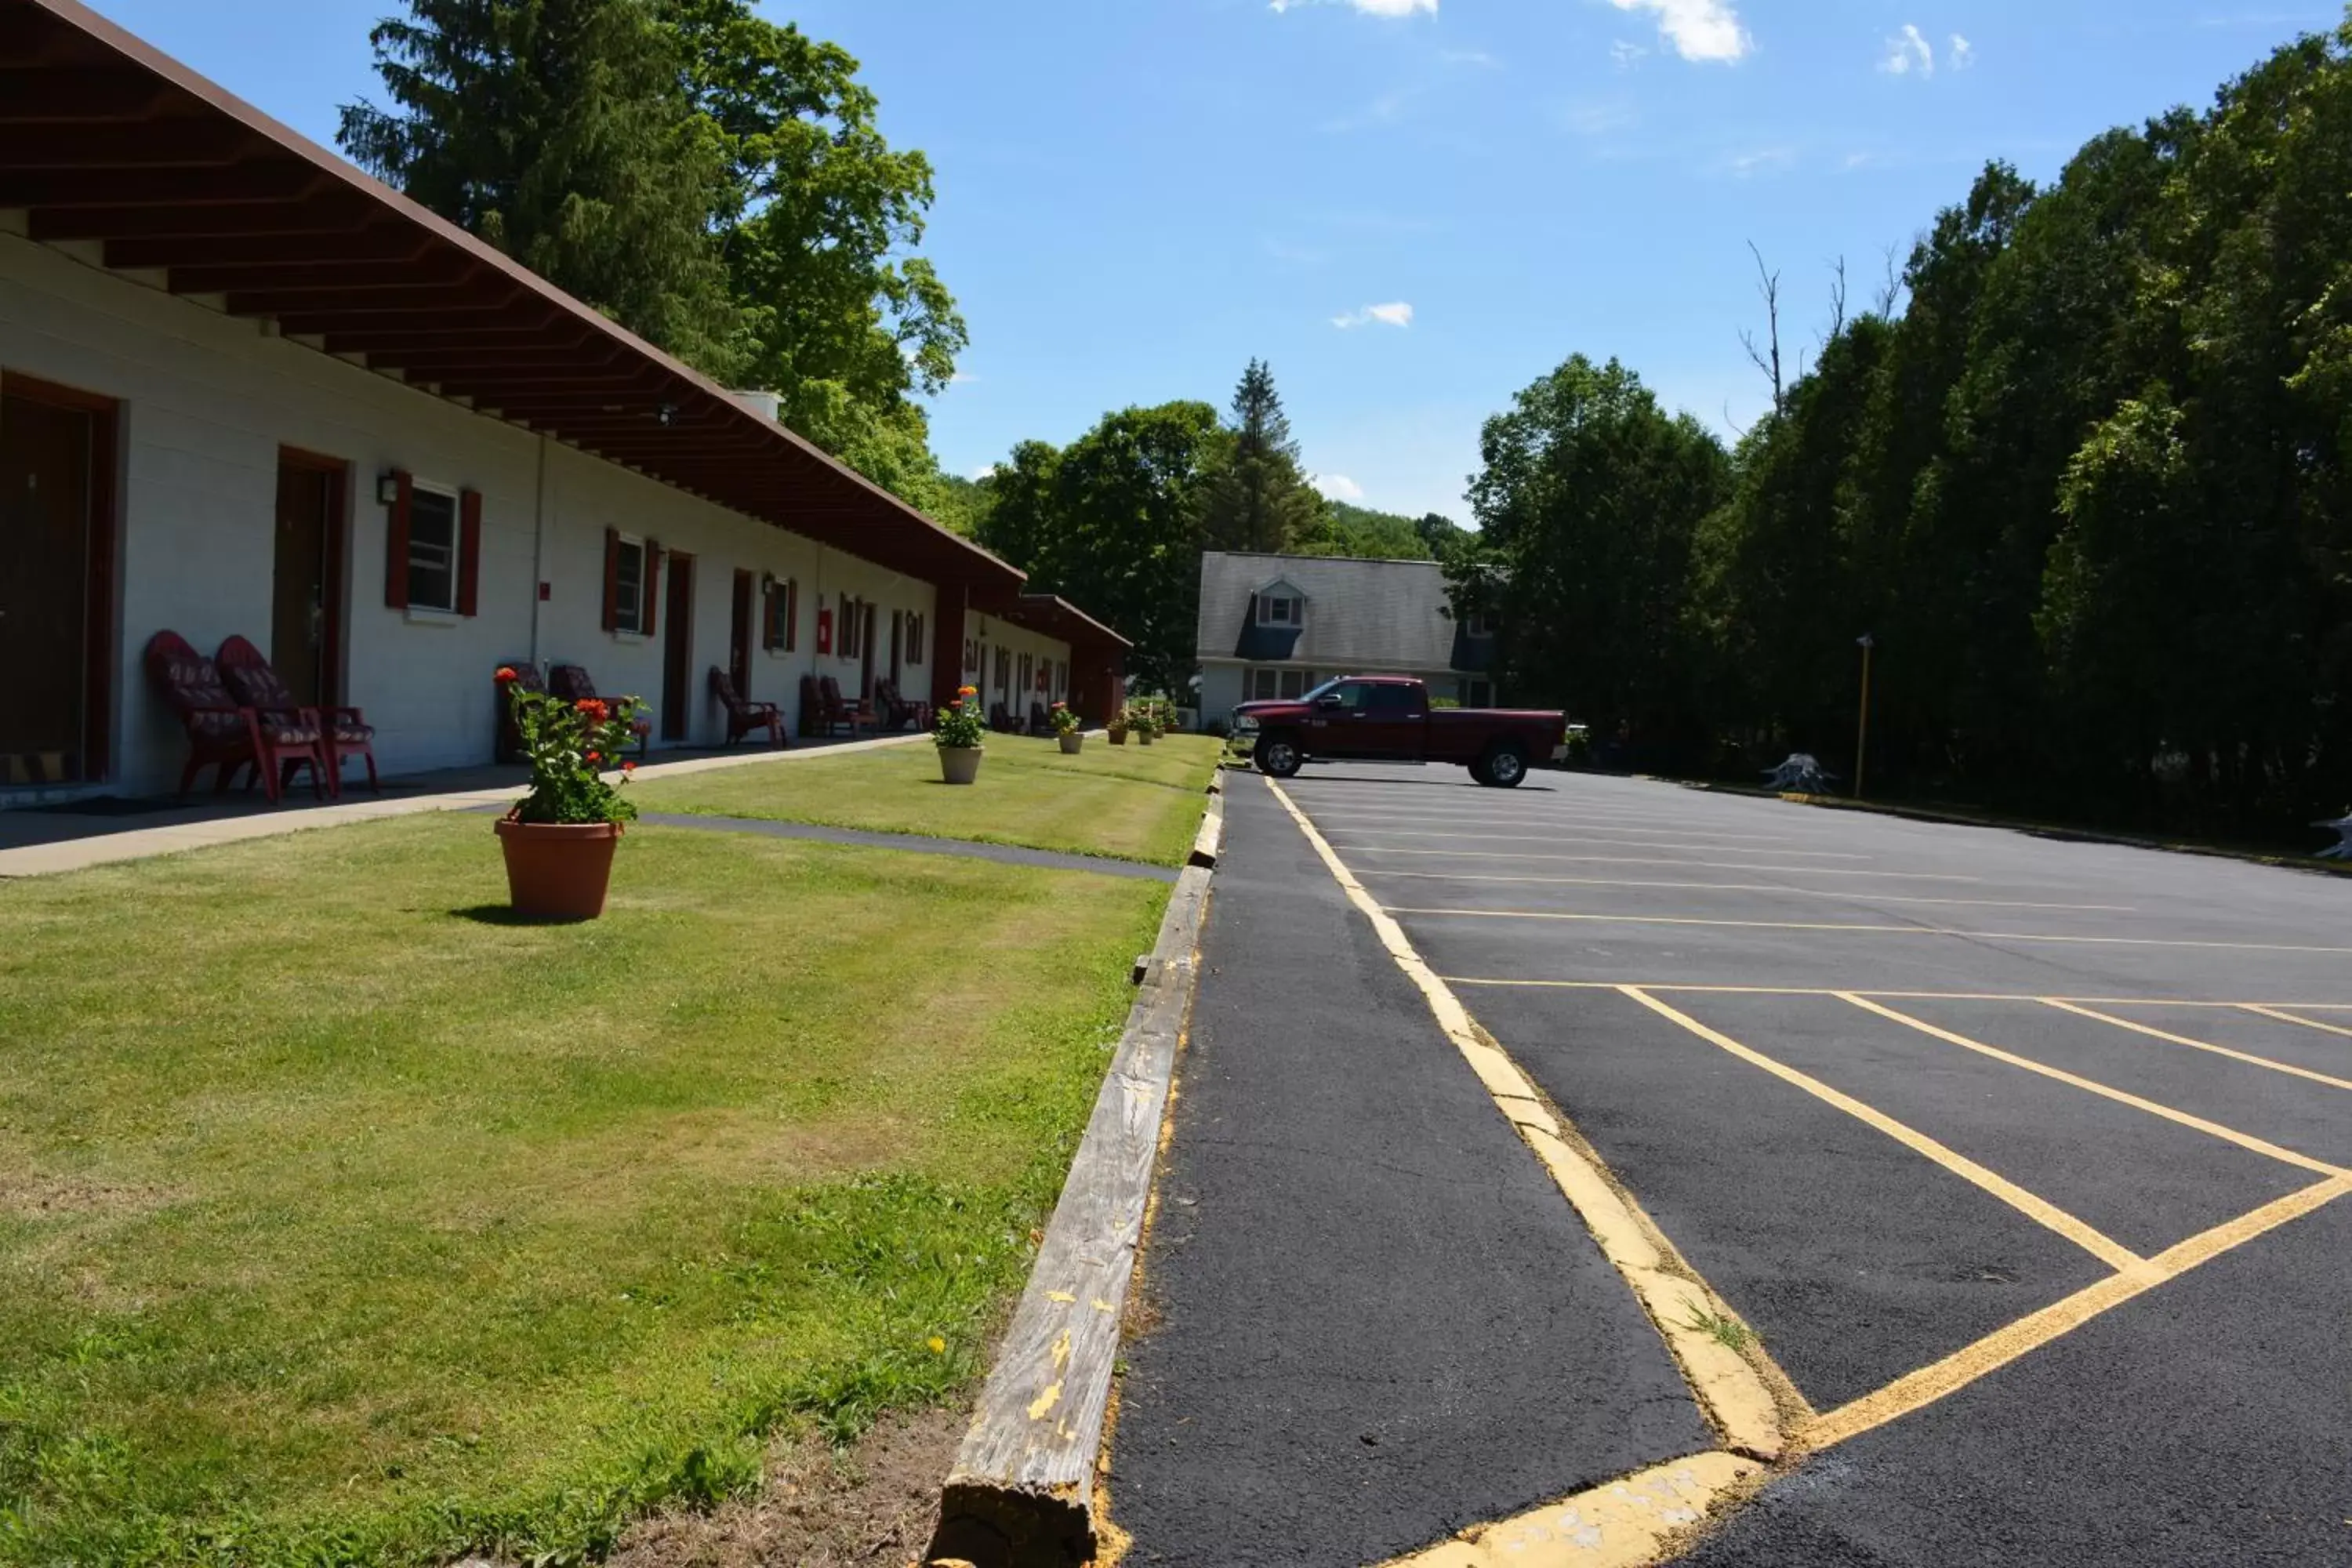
[1236,676,1568,788]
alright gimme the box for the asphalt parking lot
[1111,757,2351,1566]
[1265,760,2352,1566]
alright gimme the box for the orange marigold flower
[576,698,610,720]
[586,750,601,764]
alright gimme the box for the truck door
[1362,681,1428,760]
[1304,679,1374,757]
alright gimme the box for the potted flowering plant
[1049,700,1084,755]
[1131,700,1156,745]
[935,683,986,783]
[1107,709,1129,746]
[494,666,643,920]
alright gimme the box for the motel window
[612,535,649,634]
[764,578,797,652]
[906,612,924,664]
[406,485,460,613]
[1257,593,1302,627]
[995,648,1011,693]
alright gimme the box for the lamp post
[1854,633,1875,800]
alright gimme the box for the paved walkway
[0,732,927,878]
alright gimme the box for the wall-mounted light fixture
[376,472,401,506]
[654,401,681,428]
[760,572,776,592]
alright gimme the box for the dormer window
[1258,592,1303,626]
[1465,611,1494,638]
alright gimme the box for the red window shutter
[384,470,414,609]
[644,541,662,638]
[602,528,619,632]
[456,488,482,617]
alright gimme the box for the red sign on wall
[816,608,833,655]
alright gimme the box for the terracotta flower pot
[1058,732,1084,755]
[1108,729,1128,746]
[495,817,621,921]
[939,745,984,785]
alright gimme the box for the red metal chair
[548,664,651,758]
[216,634,376,797]
[709,667,785,748]
[143,630,323,804]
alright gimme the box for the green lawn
[0,815,1167,1566]
[630,734,1221,867]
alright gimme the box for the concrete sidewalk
[0,731,927,879]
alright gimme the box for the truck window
[1367,684,1422,719]
[1321,681,1373,712]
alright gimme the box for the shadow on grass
[448,903,597,927]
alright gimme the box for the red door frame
[2,370,120,782]
[276,445,349,710]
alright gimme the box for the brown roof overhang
[0,0,1025,594]
[1000,593,1133,652]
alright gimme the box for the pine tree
[1197,359,1327,554]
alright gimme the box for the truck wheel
[1254,732,1305,779]
[1480,742,1528,788]
[1466,754,1493,786]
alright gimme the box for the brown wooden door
[859,602,877,699]
[661,553,695,742]
[728,569,755,696]
[272,453,343,707]
[890,609,904,688]
[1,390,102,782]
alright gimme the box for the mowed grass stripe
[630,733,1221,866]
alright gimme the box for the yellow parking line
[1621,987,2146,1272]
[1329,845,1984,880]
[1333,829,1875,859]
[2239,1004,2352,1039]
[1804,1174,2352,1451]
[1383,906,2352,956]
[2042,1000,2352,1093]
[1841,995,2352,1178]
[1354,869,2131,912]
[1439,978,2352,1009]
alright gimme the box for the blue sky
[83,0,2347,521]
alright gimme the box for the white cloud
[1949,32,1975,69]
[969,464,997,481]
[1882,23,1935,74]
[1559,99,1638,136]
[1332,301,1414,328]
[1440,47,1500,67]
[1271,0,1436,14]
[1610,38,1650,70]
[1726,145,1795,176]
[1311,474,1367,501]
[1604,0,1751,64]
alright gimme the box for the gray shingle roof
[1196,551,1458,671]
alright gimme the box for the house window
[611,534,650,634]
[1258,593,1302,626]
[407,485,460,613]
[764,578,797,651]
[1465,611,1494,638]
[1248,667,1316,701]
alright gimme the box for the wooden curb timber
[929,798,1224,1568]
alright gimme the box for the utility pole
[1854,633,1875,800]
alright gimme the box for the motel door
[0,384,112,785]
[728,569,755,696]
[661,553,695,742]
[271,451,344,709]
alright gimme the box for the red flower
[576,698,610,721]
[621,760,637,773]
[495,666,519,684]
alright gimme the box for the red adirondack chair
[817,676,877,739]
[143,630,324,803]
[710,667,785,748]
[217,634,377,797]
[547,664,651,758]
[873,678,930,732]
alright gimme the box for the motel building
[0,0,1127,804]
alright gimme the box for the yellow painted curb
[1265,780,1796,1468]
[1381,1452,1763,1568]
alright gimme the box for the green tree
[1294,500,1441,560]
[1196,360,1325,554]
[339,0,746,376]
[978,407,1229,694]
[1468,355,1730,764]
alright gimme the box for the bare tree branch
[1873,241,1904,318]
[1826,256,1848,344]
[1740,239,1784,418]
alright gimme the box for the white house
[0,0,1127,802]
[1194,550,1496,727]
